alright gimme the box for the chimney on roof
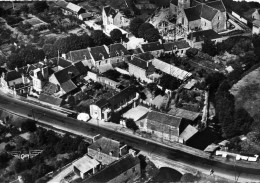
[62,53,66,60]
[158,39,162,44]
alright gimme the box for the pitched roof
[72,155,100,173]
[55,0,69,9]
[184,5,202,21]
[54,65,80,84]
[94,98,109,108]
[38,93,63,106]
[80,12,93,19]
[66,2,82,13]
[163,40,190,51]
[89,46,109,61]
[168,107,200,121]
[201,4,218,21]
[109,43,129,57]
[67,48,92,62]
[137,52,154,61]
[88,137,122,157]
[189,29,221,42]
[206,0,226,12]
[5,70,22,82]
[85,154,140,183]
[108,85,137,108]
[146,110,182,128]
[104,6,118,18]
[74,61,88,75]
[50,57,72,68]
[129,57,148,70]
[141,41,163,52]
[42,82,58,95]
[60,80,77,93]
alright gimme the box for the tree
[233,108,254,135]
[21,120,37,132]
[138,23,154,38]
[125,119,139,132]
[20,4,29,14]
[202,38,217,56]
[91,30,111,46]
[130,18,144,37]
[32,1,49,14]
[144,28,161,42]
[160,74,181,91]
[21,171,33,183]
[110,29,123,43]
[78,140,89,155]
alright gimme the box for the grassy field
[230,66,260,119]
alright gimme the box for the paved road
[1,93,260,182]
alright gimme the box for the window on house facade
[205,22,206,26]
[182,17,184,24]
[217,22,220,29]
[218,16,220,20]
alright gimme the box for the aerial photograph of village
[1,0,260,182]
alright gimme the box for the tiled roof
[168,107,200,121]
[129,57,148,70]
[206,0,226,12]
[163,40,190,51]
[94,98,109,108]
[60,80,77,93]
[136,52,154,61]
[146,110,182,128]
[90,46,109,61]
[104,6,118,18]
[5,70,22,82]
[141,41,163,52]
[50,57,72,68]
[74,61,88,75]
[109,43,129,57]
[67,48,92,62]
[72,155,99,173]
[108,85,137,108]
[42,82,58,95]
[189,29,221,42]
[80,12,93,19]
[88,137,122,157]
[54,65,80,84]
[184,5,202,21]
[38,93,63,106]
[55,0,68,9]
[201,4,218,21]
[66,2,82,13]
[85,154,140,183]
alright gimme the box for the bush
[21,120,37,132]
[125,119,139,132]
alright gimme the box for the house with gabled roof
[140,40,164,58]
[89,45,110,68]
[138,110,188,142]
[109,43,130,65]
[163,40,190,56]
[172,0,227,33]
[65,48,93,68]
[89,85,139,121]
[87,136,128,165]
[128,53,155,83]
[84,154,141,183]
[102,6,131,28]
[55,1,86,18]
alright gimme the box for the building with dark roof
[109,43,130,65]
[55,1,86,18]
[90,85,139,121]
[84,154,140,183]
[38,93,63,106]
[138,110,188,142]
[102,6,131,28]
[66,48,92,67]
[89,45,110,67]
[128,54,155,83]
[172,0,227,33]
[87,136,128,165]
[140,41,164,58]
[163,40,190,56]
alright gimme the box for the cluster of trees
[125,118,139,132]
[159,73,181,91]
[129,18,161,42]
[222,0,260,14]
[215,81,254,138]
[42,33,93,58]
[110,29,123,43]
[6,44,45,69]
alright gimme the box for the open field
[230,66,260,118]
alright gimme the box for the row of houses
[52,135,141,183]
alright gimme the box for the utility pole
[57,50,60,71]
